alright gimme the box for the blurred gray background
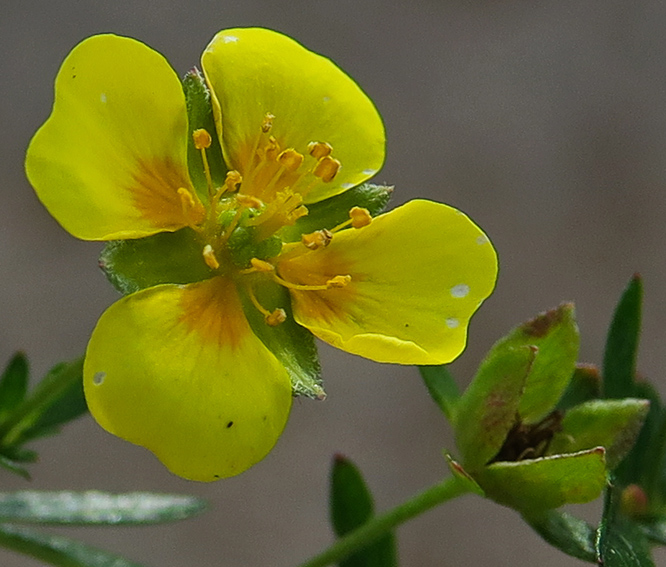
[2,0,666,565]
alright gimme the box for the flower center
[187,116,373,327]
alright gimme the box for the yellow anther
[350,206,372,228]
[236,194,263,209]
[262,112,275,133]
[223,170,242,193]
[278,149,304,172]
[202,244,220,270]
[192,128,212,149]
[264,136,280,161]
[250,258,275,272]
[326,275,352,289]
[313,155,341,182]
[301,229,333,250]
[265,308,287,326]
[289,205,309,222]
[308,141,333,159]
[177,188,205,231]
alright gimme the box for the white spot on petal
[446,317,459,329]
[450,284,470,298]
[93,371,106,385]
[362,169,377,176]
[223,35,239,43]
[323,96,331,102]
[476,234,489,245]
[341,182,354,189]
[100,93,107,103]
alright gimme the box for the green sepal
[556,364,601,411]
[477,447,607,513]
[603,275,642,400]
[182,67,228,198]
[523,509,596,563]
[330,455,397,567]
[598,476,655,567]
[0,455,31,480]
[0,353,29,424]
[455,345,535,471]
[281,183,393,242]
[419,365,459,422]
[549,399,649,469]
[238,278,323,399]
[0,491,206,525]
[490,303,580,423]
[0,522,146,567]
[99,229,215,295]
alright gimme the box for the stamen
[250,258,275,273]
[202,244,220,270]
[326,275,352,288]
[308,141,333,159]
[235,194,263,209]
[277,149,304,172]
[246,285,287,326]
[313,156,341,183]
[177,187,205,231]
[192,128,212,149]
[223,170,242,193]
[349,206,372,228]
[264,136,280,161]
[301,229,333,250]
[261,112,275,133]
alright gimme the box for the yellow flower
[25,28,498,481]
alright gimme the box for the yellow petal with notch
[26,34,198,241]
[201,28,385,204]
[83,277,292,481]
[279,200,498,364]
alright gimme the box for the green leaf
[549,399,649,469]
[478,448,607,512]
[239,280,323,399]
[639,516,666,545]
[282,183,393,242]
[523,509,596,563]
[182,67,228,196]
[330,455,397,567]
[0,522,145,567]
[0,353,29,424]
[100,229,215,295]
[0,455,30,481]
[444,455,484,497]
[603,275,642,399]
[455,346,535,471]
[556,364,601,411]
[419,365,459,422]
[0,491,206,525]
[597,478,655,567]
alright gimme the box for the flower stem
[297,475,469,567]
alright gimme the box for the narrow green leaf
[282,183,393,242]
[0,353,29,423]
[639,516,666,546]
[330,455,397,567]
[419,365,459,422]
[0,455,30,480]
[0,522,145,567]
[603,275,642,399]
[13,358,87,445]
[0,491,206,525]
[523,509,596,563]
[455,346,535,471]
[597,478,654,567]
[556,364,601,411]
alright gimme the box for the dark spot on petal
[226,421,234,428]
[213,474,220,479]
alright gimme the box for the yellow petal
[26,34,198,240]
[201,28,385,204]
[83,277,292,481]
[279,200,498,364]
